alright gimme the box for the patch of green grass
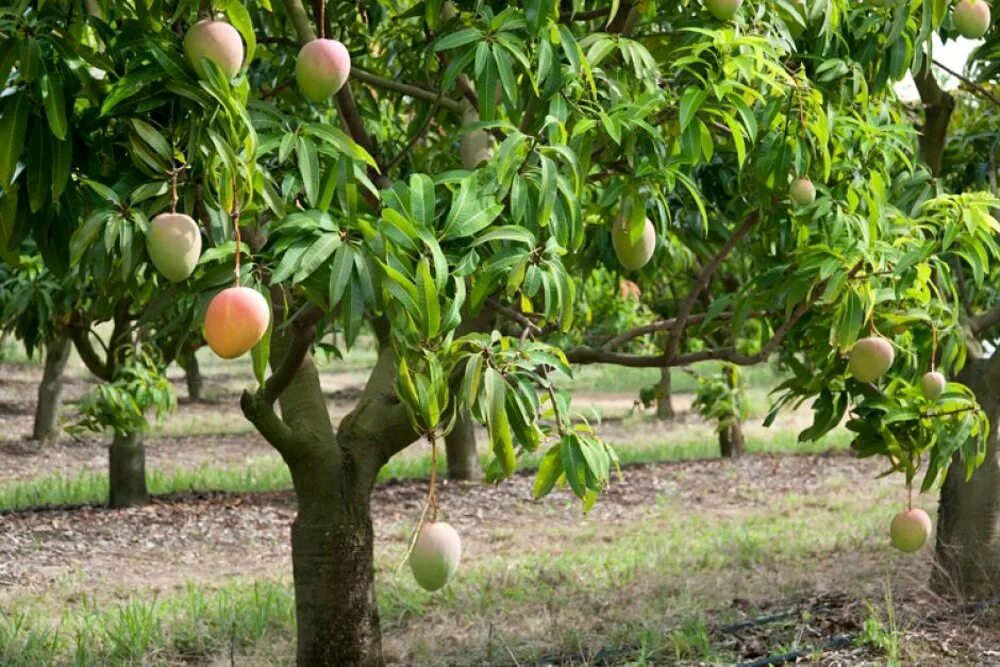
[0,427,852,511]
[563,361,782,394]
[0,580,295,666]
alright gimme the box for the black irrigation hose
[736,634,855,667]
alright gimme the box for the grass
[0,426,852,512]
[0,580,295,666]
[0,462,902,666]
[563,360,782,394]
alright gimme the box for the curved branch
[664,211,759,362]
[932,58,1000,110]
[68,324,111,381]
[351,68,464,115]
[970,304,1000,336]
[262,304,325,403]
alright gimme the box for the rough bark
[933,355,1000,598]
[178,350,204,403]
[655,366,676,420]
[445,410,481,481]
[108,430,148,508]
[32,336,71,440]
[287,449,382,666]
[719,420,745,459]
[913,61,955,176]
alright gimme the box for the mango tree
[3,1,999,664]
[914,31,1000,596]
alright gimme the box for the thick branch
[567,301,809,368]
[262,304,325,403]
[664,211,759,361]
[970,305,1000,336]
[68,325,111,381]
[913,58,955,176]
[240,389,296,454]
[351,68,464,114]
[598,311,764,351]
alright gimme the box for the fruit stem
[931,327,938,372]
[319,0,326,39]
[394,429,440,575]
[907,483,913,511]
[428,429,439,522]
[169,168,178,214]
[232,203,242,287]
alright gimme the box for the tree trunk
[655,366,676,420]
[287,446,383,665]
[179,350,204,403]
[445,410,481,481]
[32,336,71,440]
[933,356,1000,598]
[108,430,149,508]
[719,420,745,459]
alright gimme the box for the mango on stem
[704,0,743,20]
[848,336,894,383]
[146,213,202,282]
[611,216,656,271]
[184,20,244,80]
[203,287,269,359]
[409,521,462,591]
[295,39,351,102]
[953,0,991,39]
[890,508,932,553]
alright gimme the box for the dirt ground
[2,359,1000,665]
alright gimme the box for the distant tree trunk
[179,350,204,403]
[32,336,71,440]
[656,366,676,420]
[109,430,148,508]
[719,420,745,459]
[445,410,481,481]
[933,355,1000,598]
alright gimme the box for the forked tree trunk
[183,352,203,403]
[934,355,1000,598]
[655,366,676,420]
[241,311,417,666]
[32,336,71,440]
[445,410,481,481]
[719,420,745,459]
[109,430,148,508]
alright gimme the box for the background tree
[0,254,75,440]
[912,48,1000,596]
[691,363,748,458]
[5,1,1000,665]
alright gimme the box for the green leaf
[416,256,440,338]
[434,28,482,51]
[533,442,562,498]
[295,233,341,282]
[50,137,71,200]
[40,66,68,140]
[410,173,436,229]
[131,119,172,161]
[251,288,272,386]
[223,0,256,68]
[296,136,320,206]
[0,93,29,187]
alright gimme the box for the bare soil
[2,360,999,664]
